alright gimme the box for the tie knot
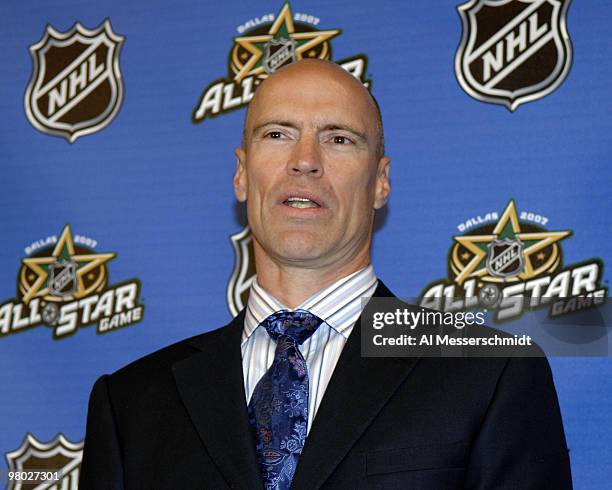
[260,310,324,345]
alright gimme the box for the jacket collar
[172,281,419,490]
[172,309,263,490]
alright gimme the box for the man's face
[234,61,390,269]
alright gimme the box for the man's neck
[253,247,371,309]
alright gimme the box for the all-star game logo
[455,0,572,111]
[24,19,125,142]
[0,225,144,340]
[192,2,370,122]
[419,200,607,321]
[5,433,82,489]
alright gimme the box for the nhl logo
[48,259,78,296]
[5,433,83,490]
[263,38,297,74]
[486,238,525,277]
[455,0,572,111]
[24,19,125,142]
[227,226,255,317]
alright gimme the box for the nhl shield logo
[263,37,297,74]
[24,19,125,142]
[455,0,572,111]
[227,226,256,316]
[486,238,525,277]
[5,433,83,490]
[48,259,78,296]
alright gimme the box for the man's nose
[287,135,323,177]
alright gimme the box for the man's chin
[271,234,330,263]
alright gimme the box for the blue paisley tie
[248,310,324,490]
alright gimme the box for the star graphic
[232,3,340,83]
[20,224,115,303]
[453,200,571,284]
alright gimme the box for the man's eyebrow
[251,120,299,134]
[250,121,368,142]
[321,124,367,142]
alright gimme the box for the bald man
[79,60,572,489]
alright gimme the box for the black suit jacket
[79,281,572,489]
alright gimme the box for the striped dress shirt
[241,265,378,434]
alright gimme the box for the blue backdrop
[1,0,610,488]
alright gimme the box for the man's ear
[373,156,391,210]
[233,147,247,202]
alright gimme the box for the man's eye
[332,135,351,145]
[265,131,283,139]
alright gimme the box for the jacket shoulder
[106,314,241,393]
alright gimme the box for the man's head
[234,59,391,272]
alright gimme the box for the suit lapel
[171,281,419,490]
[291,281,420,490]
[172,310,263,490]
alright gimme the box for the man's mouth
[283,196,321,209]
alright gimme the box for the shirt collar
[243,265,378,342]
